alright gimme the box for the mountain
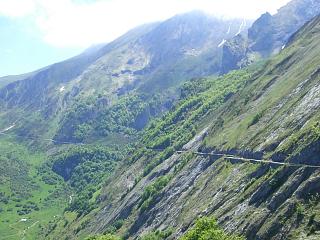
[46,14,320,240]
[0,12,251,239]
[221,0,320,73]
[0,12,249,144]
[0,69,44,89]
[1,2,320,239]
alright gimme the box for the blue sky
[0,16,81,77]
[0,0,291,77]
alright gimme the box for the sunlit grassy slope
[0,138,69,240]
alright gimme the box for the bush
[248,112,264,127]
[181,217,244,240]
[139,176,170,211]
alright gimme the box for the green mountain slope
[1,3,320,240]
[0,137,69,240]
[0,69,45,89]
[0,12,249,145]
[0,12,252,240]
[50,15,320,240]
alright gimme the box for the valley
[0,0,320,239]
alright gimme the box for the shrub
[140,176,171,212]
[248,112,264,127]
[181,217,244,240]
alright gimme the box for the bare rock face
[221,0,320,74]
[221,34,248,74]
[248,12,273,55]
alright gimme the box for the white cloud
[0,0,292,48]
[0,0,36,17]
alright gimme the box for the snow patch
[59,86,65,92]
[218,39,227,48]
[227,25,231,34]
[282,44,286,50]
[236,19,247,36]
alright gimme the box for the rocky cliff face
[221,0,320,74]
[247,12,273,55]
[221,34,248,74]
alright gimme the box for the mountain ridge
[0,3,320,240]
[0,11,250,144]
[221,0,320,73]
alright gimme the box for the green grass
[201,22,320,152]
[0,138,69,240]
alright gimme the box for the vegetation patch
[51,145,125,216]
[181,217,244,240]
[139,176,171,212]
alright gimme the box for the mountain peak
[221,0,320,73]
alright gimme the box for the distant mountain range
[0,0,320,239]
[0,12,248,107]
[0,12,250,143]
